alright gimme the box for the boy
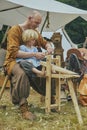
[17,29,45,77]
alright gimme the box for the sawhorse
[41,55,83,125]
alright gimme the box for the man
[4,11,54,120]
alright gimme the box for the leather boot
[20,103,36,120]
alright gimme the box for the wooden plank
[40,61,79,75]
[67,79,83,125]
[55,56,61,111]
[45,55,52,113]
[41,104,64,109]
[51,74,80,78]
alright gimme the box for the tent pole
[40,12,49,34]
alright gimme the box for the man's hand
[35,52,45,59]
[47,47,54,54]
[45,43,54,54]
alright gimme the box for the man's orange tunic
[4,25,47,75]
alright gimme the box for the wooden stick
[0,75,9,99]
[67,79,83,125]
[40,61,79,75]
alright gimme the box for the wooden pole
[0,75,9,99]
[67,79,83,125]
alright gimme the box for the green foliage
[0,89,87,130]
[0,30,3,43]
[56,0,79,7]
[76,0,87,10]
[56,0,87,45]
[65,17,87,44]
[0,25,8,44]
[56,0,87,9]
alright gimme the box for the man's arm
[17,50,45,59]
[36,32,54,54]
[17,50,36,58]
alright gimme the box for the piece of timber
[40,61,79,75]
[51,74,80,78]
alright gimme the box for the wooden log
[67,79,83,125]
[40,61,79,75]
[51,74,80,78]
[45,55,52,113]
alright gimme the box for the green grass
[0,88,87,130]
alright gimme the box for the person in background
[66,47,87,106]
[4,10,54,120]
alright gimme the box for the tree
[56,0,87,45]
[65,17,87,44]
[0,25,8,47]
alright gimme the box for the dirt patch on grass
[0,88,87,130]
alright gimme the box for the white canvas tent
[0,0,87,55]
[0,0,87,32]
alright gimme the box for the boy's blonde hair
[22,29,38,42]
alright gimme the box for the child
[16,29,45,77]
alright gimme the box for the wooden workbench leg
[45,76,51,113]
[56,78,61,111]
[55,56,61,111]
[45,55,51,113]
[67,79,83,125]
